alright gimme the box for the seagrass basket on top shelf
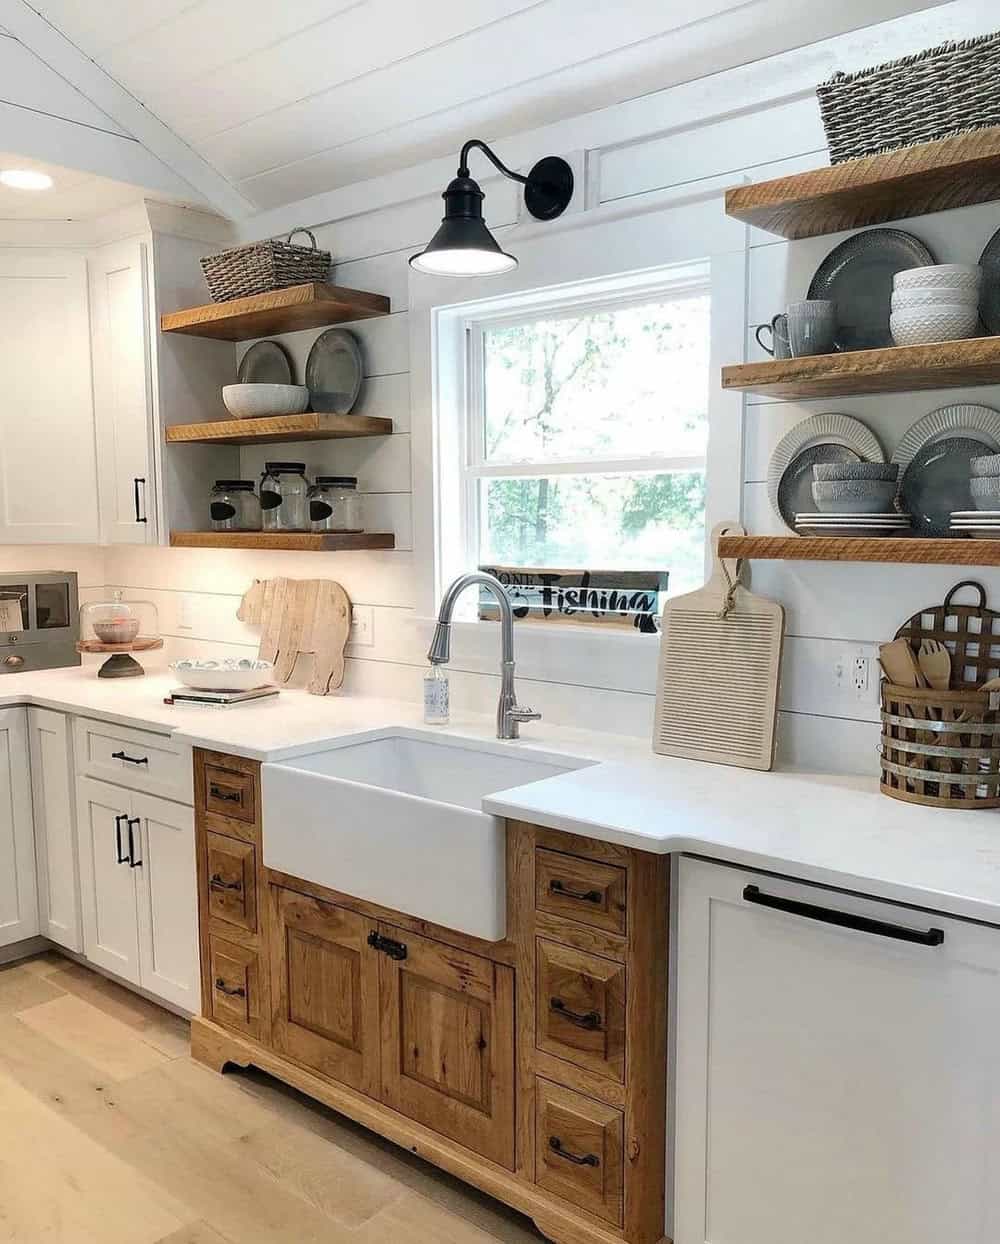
[880,581,1000,809]
[200,228,331,302]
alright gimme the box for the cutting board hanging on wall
[653,522,784,771]
[237,577,351,695]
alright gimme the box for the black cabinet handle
[549,997,602,1030]
[367,930,408,961]
[742,885,944,946]
[210,875,242,892]
[133,477,147,523]
[549,1137,599,1167]
[209,784,242,803]
[114,813,129,864]
[214,978,246,998]
[127,817,142,868]
[549,879,602,904]
[112,750,149,766]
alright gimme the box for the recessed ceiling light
[0,169,54,191]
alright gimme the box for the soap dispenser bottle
[423,664,450,725]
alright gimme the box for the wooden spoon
[918,639,952,692]
[879,638,927,688]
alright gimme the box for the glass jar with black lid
[260,462,309,531]
[210,480,261,532]
[308,476,365,532]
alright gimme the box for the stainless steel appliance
[0,571,80,673]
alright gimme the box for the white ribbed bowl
[222,383,309,420]
[893,264,982,292]
[891,288,979,311]
[890,304,981,347]
[170,658,274,691]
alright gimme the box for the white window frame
[458,269,712,580]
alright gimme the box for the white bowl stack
[890,265,981,347]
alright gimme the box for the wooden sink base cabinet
[190,749,670,1244]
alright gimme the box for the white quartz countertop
[4,666,1000,926]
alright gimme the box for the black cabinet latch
[367,931,408,961]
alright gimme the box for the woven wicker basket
[200,228,331,302]
[817,31,1000,164]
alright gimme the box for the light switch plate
[350,605,374,646]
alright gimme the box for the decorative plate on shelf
[305,328,364,414]
[237,340,293,385]
[767,412,885,532]
[892,404,1000,538]
[808,228,936,351]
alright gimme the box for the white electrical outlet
[350,605,374,647]
[177,594,195,630]
[834,645,878,704]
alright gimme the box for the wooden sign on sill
[477,566,667,632]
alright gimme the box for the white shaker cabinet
[0,707,38,948]
[674,858,1000,1244]
[0,253,99,543]
[76,775,199,1012]
[90,239,155,544]
[28,707,81,951]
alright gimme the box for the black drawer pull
[114,813,129,864]
[127,817,142,868]
[210,784,242,804]
[549,879,602,904]
[550,997,602,1030]
[215,978,246,998]
[367,930,408,961]
[549,1137,599,1167]
[210,875,243,892]
[112,750,149,766]
[742,885,945,947]
[133,477,147,523]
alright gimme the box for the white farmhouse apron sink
[262,729,591,940]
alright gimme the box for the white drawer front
[74,717,192,805]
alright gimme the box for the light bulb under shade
[0,169,53,191]
[410,247,517,277]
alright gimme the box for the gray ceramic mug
[755,313,791,359]
[787,299,836,357]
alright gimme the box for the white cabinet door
[90,239,155,544]
[674,858,1000,1244]
[28,708,81,951]
[0,252,99,543]
[133,791,199,1013]
[75,776,139,986]
[0,708,37,947]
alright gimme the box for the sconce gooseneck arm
[458,139,530,187]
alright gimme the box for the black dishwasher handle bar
[742,885,944,947]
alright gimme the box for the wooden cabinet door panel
[75,777,139,985]
[210,935,263,1040]
[378,924,515,1169]
[28,707,81,951]
[535,848,627,936]
[536,938,625,1082]
[535,1078,624,1226]
[269,887,378,1096]
[206,832,257,934]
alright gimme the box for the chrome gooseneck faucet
[428,572,541,740]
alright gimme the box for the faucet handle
[510,705,542,724]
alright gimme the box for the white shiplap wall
[97,1,1000,772]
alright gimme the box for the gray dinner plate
[980,227,1000,335]
[808,228,935,351]
[900,436,994,538]
[776,443,861,530]
[237,340,293,384]
[305,328,363,415]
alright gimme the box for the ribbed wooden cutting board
[237,577,351,695]
[654,524,784,770]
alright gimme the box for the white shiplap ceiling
[25,0,945,214]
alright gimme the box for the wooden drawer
[206,832,257,934]
[535,848,626,936]
[209,936,263,1040]
[203,763,256,826]
[536,939,625,1082]
[535,1078,624,1227]
[75,717,192,804]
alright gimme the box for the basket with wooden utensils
[879,579,1000,808]
[653,522,785,771]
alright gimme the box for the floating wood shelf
[722,337,1000,399]
[160,282,390,341]
[725,127,1000,239]
[165,412,392,445]
[170,531,395,552]
[719,535,1000,566]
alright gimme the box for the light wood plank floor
[0,953,545,1244]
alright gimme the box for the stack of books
[165,686,279,708]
